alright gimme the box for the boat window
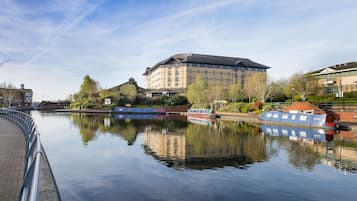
[299,115,307,121]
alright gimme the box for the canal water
[31,112,357,201]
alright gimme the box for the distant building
[39,101,70,110]
[0,84,33,107]
[307,62,357,97]
[143,53,271,97]
[108,81,146,96]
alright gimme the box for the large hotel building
[143,53,271,97]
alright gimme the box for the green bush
[263,104,272,111]
[240,104,251,113]
[161,95,188,106]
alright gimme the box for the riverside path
[0,118,25,201]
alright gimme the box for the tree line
[187,72,319,108]
[70,75,139,108]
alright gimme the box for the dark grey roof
[143,53,271,75]
[308,62,357,74]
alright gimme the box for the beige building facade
[143,53,270,97]
[308,62,357,97]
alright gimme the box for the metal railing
[0,108,42,201]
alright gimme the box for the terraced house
[307,62,357,97]
[143,53,271,97]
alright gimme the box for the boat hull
[112,107,166,114]
[187,109,216,119]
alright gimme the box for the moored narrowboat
[187,108,216,119]
[259,102,338,129]
[112,107,166,114]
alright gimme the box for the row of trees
[187,72,319,108]
[71,76,138,108]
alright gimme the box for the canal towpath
[0,118,61,201]
[0,118,24,201]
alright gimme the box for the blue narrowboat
[112,107,166,114]
[259,111,336,129]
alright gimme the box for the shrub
[263,104,272,111]
[251,101,263,110]
[240,104,251,113]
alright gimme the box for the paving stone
[0,118,25,201]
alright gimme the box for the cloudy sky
[0,0,356,101]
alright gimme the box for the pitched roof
[308,62,357,75]
[143,53,271,75]
[108,81,145,93]
[284,102,326,114]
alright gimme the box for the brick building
[143,53,271,97]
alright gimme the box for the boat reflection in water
[260,124,357,173]
[66,112,356,172]
[259,124,328,143]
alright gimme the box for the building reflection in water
[143,122,268,170]
[65,112,357,172]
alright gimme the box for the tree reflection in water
[68,113,357,171]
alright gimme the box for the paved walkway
[0,118,25,201]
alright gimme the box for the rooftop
[143,53,271,75]
[308,61,357,75]
[284,102,326,114]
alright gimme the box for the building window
[175,83,179,87]
[205,70,208,75]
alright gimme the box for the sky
[0,0,356,101]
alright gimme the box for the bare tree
[244,76,255,103]
[289,72,318,101]
[245,73,271,103]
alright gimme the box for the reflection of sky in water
[31,112,357,201]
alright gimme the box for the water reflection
[260,124,357,172]
[144,122,268,170]
[70,113,187,146]
[63,112,357,172]
[32,112,357,201]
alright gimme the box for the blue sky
[0,0,356,101]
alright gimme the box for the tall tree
[228,82,242,101]
[80,75,99,97]
[244,73,271,103]
[288,72,318,101]
[187,75,208,108]
[120,84,137,102]
[128,77,138,87]
[270,79,289,102]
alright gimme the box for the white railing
[0,108,42,201]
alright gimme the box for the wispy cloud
[0,0,356,101]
